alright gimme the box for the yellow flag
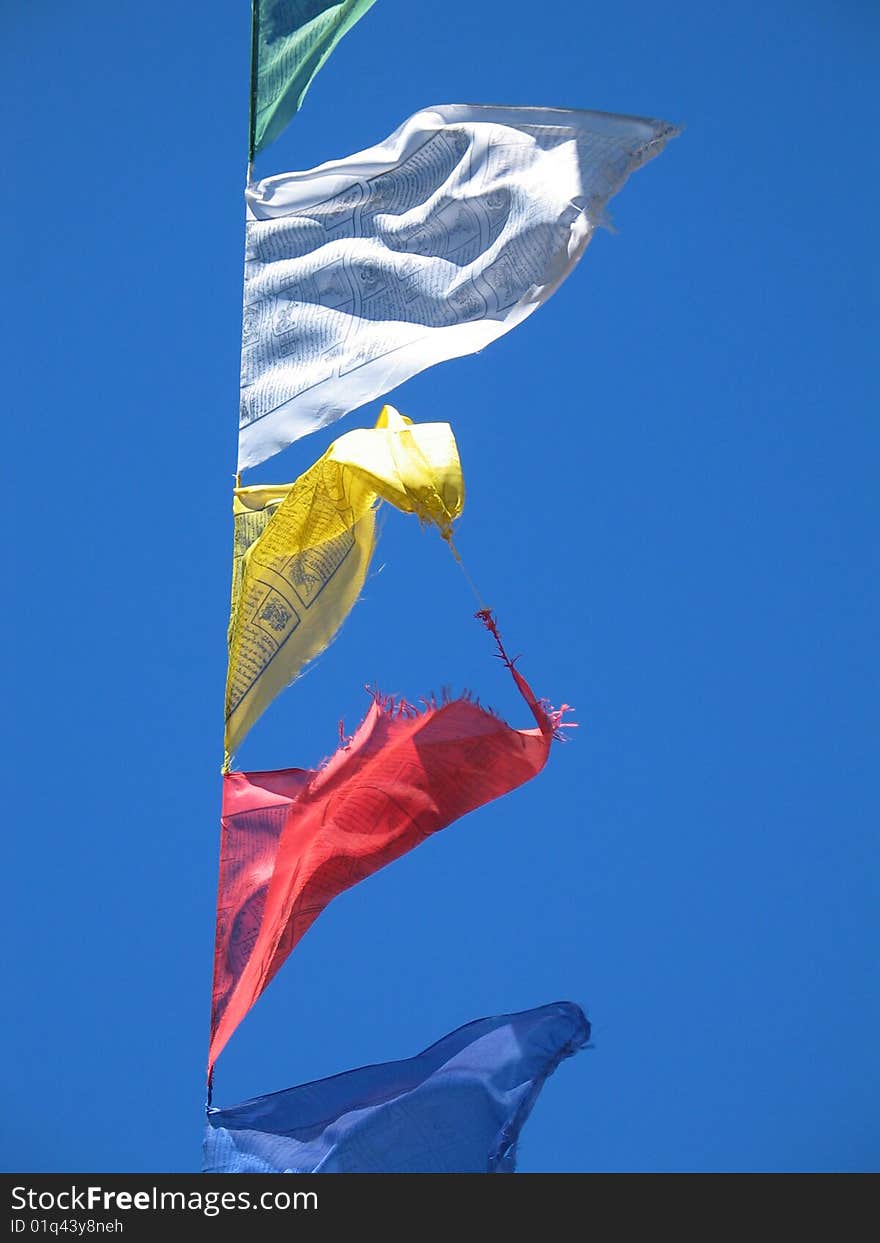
[225,406,464,762]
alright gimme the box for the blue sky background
[2,1,877,1173]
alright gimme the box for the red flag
[209,613,571,1070]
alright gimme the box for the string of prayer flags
[206,0,681,1173]
[249,0,379,159]
[239,103,678,469]
[225,404,463,762]
[210,611,573,1069]
[205,1001,590,1172]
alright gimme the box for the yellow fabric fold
[225,405,464,763]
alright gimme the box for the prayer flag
[250,1,378,158]
[205,1001,590,1172]
[225,404,463,761]
[210,613,571,1068]
[239,103,678,468]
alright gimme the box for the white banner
[239,104,677,470]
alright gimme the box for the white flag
[239,103,678,470]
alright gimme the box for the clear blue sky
[2,1,877,1173]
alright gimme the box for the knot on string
[475,608,520,672]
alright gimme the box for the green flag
[250,0,378,158]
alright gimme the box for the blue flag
[204,1002,590,1173]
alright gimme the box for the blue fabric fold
[204,1001,590,1173]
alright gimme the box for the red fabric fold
[209,613,571,1070]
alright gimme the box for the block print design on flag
[210,612,573,1069]
[225,404,463,763]
[205,1002,590,1172]
[239,102,678,468]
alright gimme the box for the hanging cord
[442,531,489,613]
[209,0,260,1109]
[396,429,489,614]
[219,473,243,777]
[247,0,259,168]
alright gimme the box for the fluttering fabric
[225,404,462,761]
[238,103,678,469]
[205,1001,590,1172]
[250,1,378,158]
[210,613,571,1069]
